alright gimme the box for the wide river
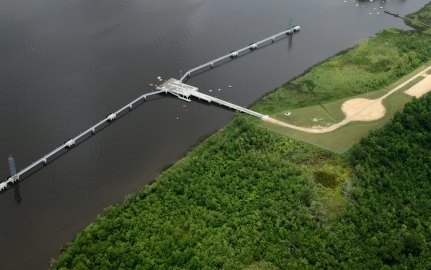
[0,0,428,269]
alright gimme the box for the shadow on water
[288,34,293,51]
[14,184,22,204]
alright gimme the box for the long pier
[1,25,301,192]
[0,90,163,191]
[180,25,300,82]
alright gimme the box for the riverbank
[52,3,431,269]
[259,61,431,152]
[249,20,431,152]
[406,1,431,32]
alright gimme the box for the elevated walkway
[180,25,300,82]
[0,90,163,191]
[158,79,266,119]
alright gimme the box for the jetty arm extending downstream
[0,90,164,191]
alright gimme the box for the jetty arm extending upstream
[180,25,300,82]
[0,90,164,192]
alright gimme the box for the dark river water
[0,0,428,269]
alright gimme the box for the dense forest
[53,3,431,270]
[53,97,431,270]
[341,95,431,268]
[53,115,337,269]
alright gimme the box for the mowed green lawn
[252,26,431,153]
[252,26,431,152]
[253,29,431,115]
[258,70,428,153]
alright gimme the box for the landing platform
[157,78,199,99]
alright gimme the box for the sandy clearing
[263,65,431,134]
[341,98,386,122]
[263,94,390,134]
[404,74,431,98]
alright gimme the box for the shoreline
[51,2,431,268]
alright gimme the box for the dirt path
[405,73,431,98]
[263,67,431,134]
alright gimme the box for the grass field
[252,29,431,115]
[257,64,429,153]
[271,72,427,128]
[251,27,431,153]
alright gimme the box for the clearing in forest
[260,65,431,153]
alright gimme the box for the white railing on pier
[190,91,265,119]
[180,25,300,82]
[0,90,163,191]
